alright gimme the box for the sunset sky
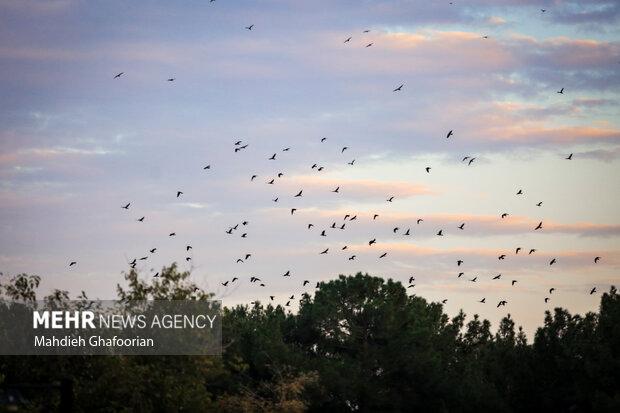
[1,0,619,337]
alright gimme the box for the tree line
[0,265,618,412]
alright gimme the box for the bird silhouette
[535,222,543,230]
[369,238,376,246]
[245,24,254,30]
[457,260,463,266]
[283,270,290,277]
[493,274,501,280]
[332,187,340,193]
[557,88,564,94]
[150,248,156,253]
[294,190,303,197]
[437,230,444,236]
[269,153,276,160]
[458,223,465,230]
[501,213,509,219]
[291,208,297,215]
[169,232,176,236]
[203,165,211,170]
[393,84,403,92]
[470,277,477,282]
[176,191,183,198]
[348,159,355,165]
[321,137,327,142]
[536,202,542,207]
[590,287,596,295]
[550,258,556,265]
[251,175,257,181]
[479,298,486,303]
[446,130,453,138]
[122,203,130,209]
[468,158,476,165]
[497,300,507,308]
[267,179,274,184]
[529,249,536,255]
[417,219,423,224]
[566,153,573,160]
[458,272,464,278]
[320,248,329,254]
[517,189,523,195]
[594,256,601,263]
[344,37,352,43]
[303,280,310,286]
[167,78,175,82]
[516,247,521,254]
[69,261,76,266]
[409,276,415,283]
[545,297,550,303]
[114,72,124,79]
[153,272,159,277]
[549,288,555,294]
[341,146,348,153]
[387,196,394,202]
[498,255,506,260]
[403,229,410,235]
[137,217,145,222]
[379,253,387,258]
[366,43,373,47]
[222,281,229,286]
[512,280,517,286]
[425,167,431,173]
[186,246,192,251]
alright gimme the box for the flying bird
[497,300,507,308]
[437,230,444,236]
[122,203,130,209]
[517,189,523,195]
[535,222,543,230]
[457,260,463,266]
[176,191,183,198]
[379,253,387,258]
[493,274,501,280]
[150,248,156,253]
[501,213,509,219]
[344,37,352,43]
[566,153,573,160]
[446,130,453,138]
[332,187,340,193]
[458,223,465,230]
[557,88,564,94]
[594,256,601,263]
[512,280,517,286]
[393,84,403,92]
[417,219,423,224]
[550,258,556,265]
[479,298,486,303]
[294,190,303,197]
[321,137,327,142]
[468,158,476,165]
[114,72,124,79]
[245,24,254,30]
[545,297,550,303]
[387,196,394,202]
[369,238,376,246]
[549,288,555,294]
[320,248,329,254]
[303,280,310,286]
[590,287,596,295]
[169,232,176,236]
[203,165,211,170]
[137,217,145,222]
[536,202,543,207]
[69,261,76,266]
[341,147,348,153]
[498,255,506,260]
[167,78,175,82]
[366,43,373,47]
[269,153,276,160]
[425,167,431,173]
[529,249,536,255]
[283,270,290,277]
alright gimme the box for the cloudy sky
[1,0,619,337]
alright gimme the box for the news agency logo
[0,300,222,355]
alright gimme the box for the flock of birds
[65,5,607,314]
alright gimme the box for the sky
[1,0,619,339]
